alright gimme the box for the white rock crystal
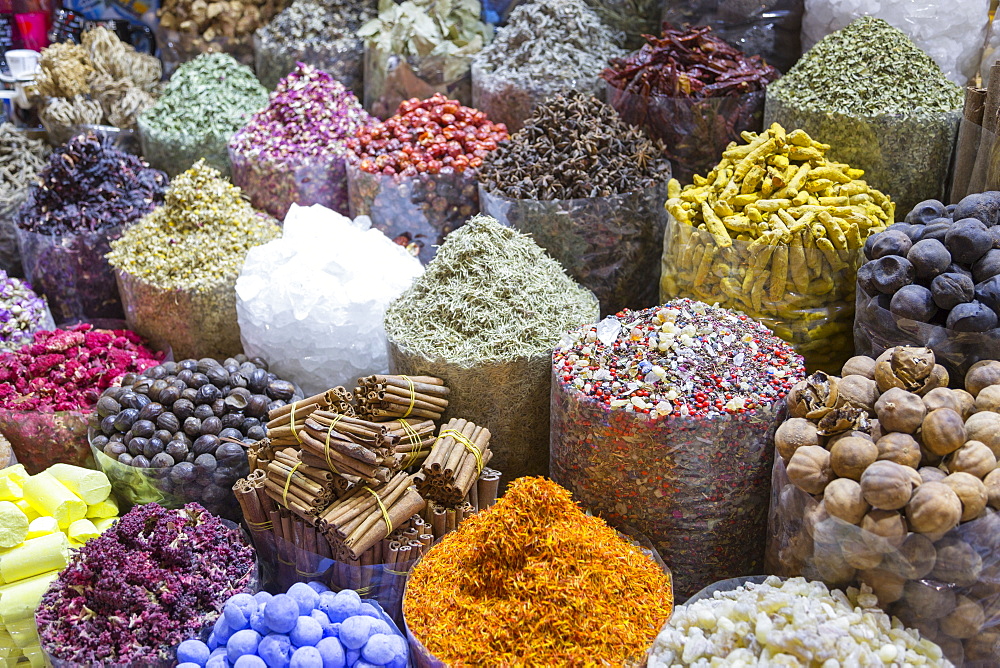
[802,0,990,86]
[235,204,423,395]
[647,576,951,667]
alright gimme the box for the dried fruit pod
[842,355,876,379]
[812,543,856,586]
[915,365,949,396]
[921,408,967,456]
[931,537,983,587]
[964,411,1000,457]
[774,418,819,463]
[786,445,833,495]
[860,460,917,510]
[891,346,936,386]
[874,387,926,434]
[902,580,957,620]
[875,359,906,394]
[939,595,986,640]
[830,437,878,480]
[942,471,988,521]
[787,371,840,420]
[965,360,1000,396]
[823,477,869,524]
[857,568,906,605]
[919,466,948,484]
[860,508,908,552]
[835,375,878,412]
[875,432,921,469]
[952,389,976,419]
[944,440,997,479]
[975,384,1000,412]
[884,532,936,579]
[922,387,963,414]
[840,535,883,569]
[906,481,962,535]
[985,469,1000,509]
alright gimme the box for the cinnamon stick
[342,487,425,559]
[951,85,988,202]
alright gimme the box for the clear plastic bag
[138,115,234,179]
[660,213,858,373]
[0,197,26,277]
[606,82,767,184]
[15,223,125,324]
[363,46,473,119]
[254,32,365,94]
[766,453,1000,666]
[346,162,479,264]
[0,408,90,474]
[117,270,244,361]
[853,283,1000,385]
[229,144,351,220]
[579,0,660,50]
[480,182,667,317]
[549,366,785,599]
[662,0,805,73]
[91,438,247,521]
[764,95,961,216]
[156,27,257,77]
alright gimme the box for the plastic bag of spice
[116,270,244,361]
[15,223,124,324]
[138,116,235,180]
[363,47,473,120]
[230,146,352,220]
[766,454,1000,665]
[0,199,26,277]
[480,182,667,316]
[0,409,91,474]
[347,162,479,264]
[661,0,805,73]
[254,33,365,94]
[853,284,1000,384]
[606,84,768,184]
[156,27,257,76]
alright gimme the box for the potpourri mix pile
[0,272,50,353]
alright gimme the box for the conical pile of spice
[404,476,673,666]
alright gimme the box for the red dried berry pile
[348,93,508,177]
[0,323,163,412]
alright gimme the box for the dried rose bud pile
[36,502,255,666]
[347,93,508,176]
[0,323,162,412]
[0,271,50,353]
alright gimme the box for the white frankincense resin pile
[646,577,950,667]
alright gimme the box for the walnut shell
[874,388,926,434]
[830,436,878,480]
[860,508,908,552]
[823,477,869,524]
[921,408,967,456]
[919,466,948,484]
[857,568,906,605]
[944,440,997,479]
[907,482,962,535]
[836,375,878,412]
[860,460,917,510]
[931,537,983,587]
[975,384,1000,412]
[774,418,819,463]
[902,580,957,620]
[964,411,1000,457]
[876,432,921,469]
[786,445,833,495]
[965,360,1000,396]
[842,355,876,380]
[922,387,962,414]
[985,469,1000,510]
[943,472,988,522]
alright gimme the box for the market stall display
[0,125,49,277]
[767,347,1000,665]
[0,463,119,667]
[470,0,625,133]
[660,123,894,373]
[550,299,805,598]
[236,204,423,396]
[32,27,162,143]
[15,133,168,324]
[764,16,962,214]
[404,477,674,666]
[0,323,163,473]
[229,64,373,220]
[254,0,376,92]
[358,0,492,119]
[647,576,948,665]
[175,586,408,668]
[137,53,268,177]
[0,271,51,353]
[90,354,303,519]
[107,160,281,360]
[156,0,288,73]
[479,91,671,315]
[346,94,508,264]
[36,502,256,666]
[855,192,1000,381]
[579,0,657,50]
[602,25,779,183]
[385,216,598,483]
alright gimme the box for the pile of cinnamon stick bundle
[951,62,1000,200]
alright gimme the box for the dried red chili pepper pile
[602,25,779,99]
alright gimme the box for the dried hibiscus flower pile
[0,323,162,412]
[36,502,255,665]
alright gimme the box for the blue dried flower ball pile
[177,582,408,668]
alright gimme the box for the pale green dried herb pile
[384,215,597,365]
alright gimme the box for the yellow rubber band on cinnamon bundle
[439,428,483,475]
[401,375,416,418]
[400,420,424,468]
[364,487,393,534]
[324,415,344,474]
[290,402,302,444]
[282,463,302,506]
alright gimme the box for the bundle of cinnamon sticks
[266,387,355,449]
[355,375,449,421]
[953,62,1000,200]
[419,466,501,540]
[416,418,492,507]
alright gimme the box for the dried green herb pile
[0,124,49,212]
[768,16,962,117]
[384,215,596,364]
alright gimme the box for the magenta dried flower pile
[0,323,162,412]
[36,502,255,666]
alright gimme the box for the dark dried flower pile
[36,503,255,665]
